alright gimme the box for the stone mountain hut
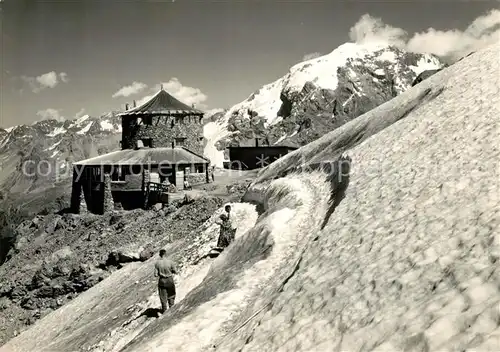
[70,87,211,214]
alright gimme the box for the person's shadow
[139,307,162,319]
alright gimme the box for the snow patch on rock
[76,122,93,135]
[47,126,67,137]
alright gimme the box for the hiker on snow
[216,205,236,248]
[154,249,178,313]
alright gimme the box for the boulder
[139,248,154,262]
[106,245,145,266]
[412,68,443,86]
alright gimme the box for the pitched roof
[228,144,298,150]
[119,88,204,116]
[74,147,209,166]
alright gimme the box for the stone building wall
[103,175,115,213]
[121,115,204,154]
[79,186,88,214]
[186,173,207,185]
[110,174,143,191]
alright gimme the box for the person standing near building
[154,249,178,314]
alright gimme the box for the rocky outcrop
[0,129,7,145]
[106,244,154,266]
[412,68,443,86]
[0,195,225,344]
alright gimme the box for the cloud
[74,108,86,119]
[135,78,208,109]
[36,108,65,122]
[21,71,69,93]
[112,81,148,98]
[349,9,500,61]
[59,72,69,83]
[36,72,58,88]
[349,14,408,47]
[406,9,500,59]
[302,52,323,61]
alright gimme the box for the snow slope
[218,42,500,351]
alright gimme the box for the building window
[175,138,186,147]
[111,166,126,181]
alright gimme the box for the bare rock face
[139,248,154,262]
[412,68,444,86]
[0,129,8,146]
[107,246,142,266]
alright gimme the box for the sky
[1,0,499,128]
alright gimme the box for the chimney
[255,138,259,147]
[192,103,196,109]
[125,103,129,110]
[133,100,137,107]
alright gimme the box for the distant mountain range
[0,113,122,211]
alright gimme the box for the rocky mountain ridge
[0,113,122,210]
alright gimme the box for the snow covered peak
[70,114,90,128]
[284,42,391,94]
[225,43,443,127]
[0,113,123,158]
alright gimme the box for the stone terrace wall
[121,115,204,154]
